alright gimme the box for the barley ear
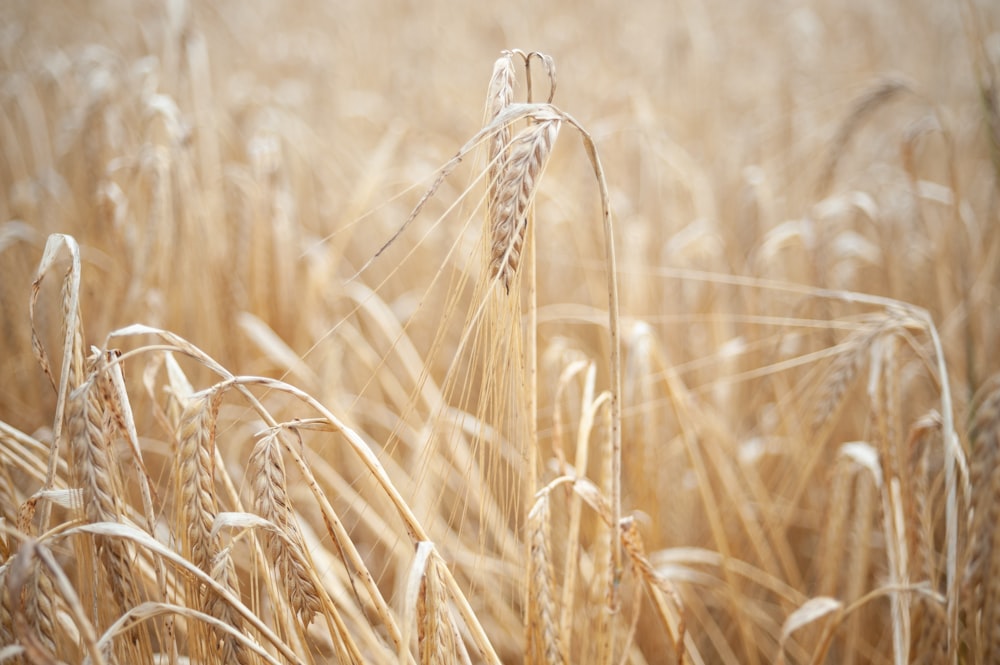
[485,51,515,194]
[418,555,458,665]
[205,548,255,665]
[620,517,687,664]
[174,390,224,574]
[66,367,143,628]
[526,491,565,665]
[964,378,1000,662]
[250,430,322,626]
[489,116,560,293]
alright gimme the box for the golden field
[1,0,999,663]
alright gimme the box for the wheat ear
[250,430,322,626]
[620,517,687,664]
[964,378,1000,662]
[485,51,515,204]
[907,413,947,665]
[66,374,142,623]
[174,392,221,574]
[417,554,459,665]
[204,548,255,665]
[526,490,565,665]
[489,116,560,293]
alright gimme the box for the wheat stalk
[28,234,84,535]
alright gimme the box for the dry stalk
[595,402,615,665]
[559,364,602,653]
[28,234,84,534]
[817,455,853,598]
[843,446,879,664]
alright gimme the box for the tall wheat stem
[527,185,539,544]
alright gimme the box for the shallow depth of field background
[1,0,999,663]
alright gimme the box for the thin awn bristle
[489,117,560,293]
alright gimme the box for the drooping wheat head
[249,429,322,626]
[488,115,561,294]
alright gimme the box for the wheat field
[1,0,999,663]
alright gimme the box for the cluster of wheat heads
[2,7,1000,663]
[0,47,650,664]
